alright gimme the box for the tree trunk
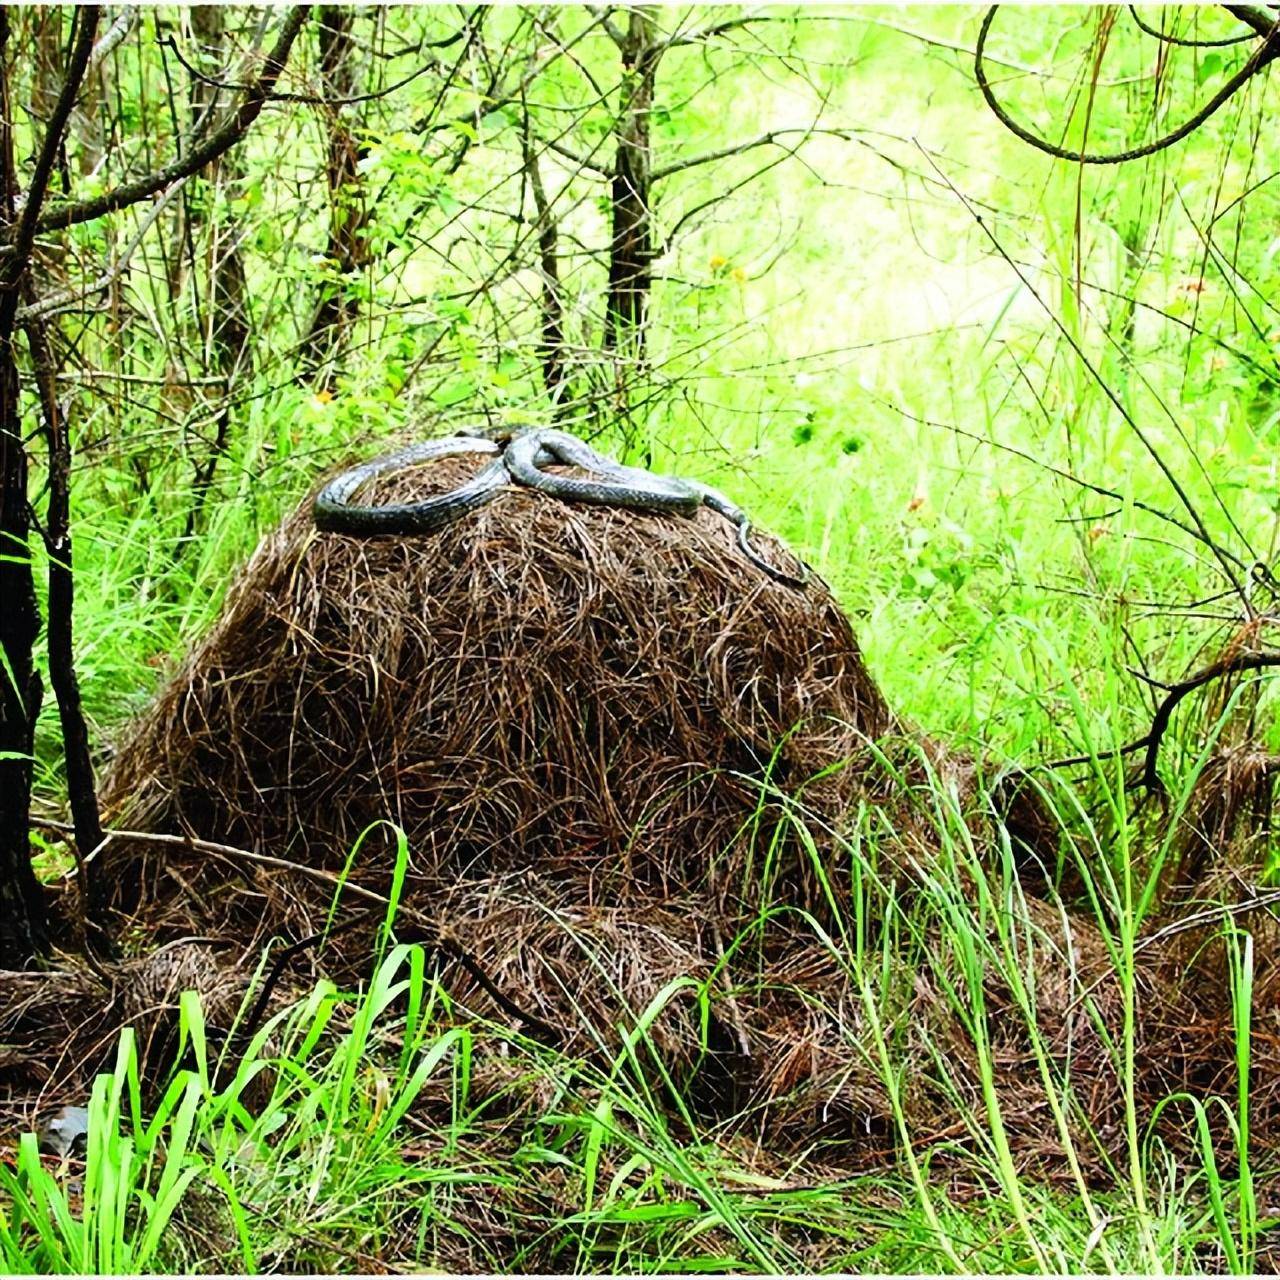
[0,11,49,966]
[181,4,252,542]
[301,6,370,380]
[192,5,250,372]
[604,8,661,361]
[29,9,64,128]
[523,110,569,410]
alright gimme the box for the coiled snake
[313,426,809,589]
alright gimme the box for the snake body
[313,437,506,535]
[314,426,808,589]
[502,429,701,516]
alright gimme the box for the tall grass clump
[4,743,1272,1273]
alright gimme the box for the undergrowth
[5,747,1273,1274]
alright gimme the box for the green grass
[5,758,1270,1272]
[10,4,1280,1272]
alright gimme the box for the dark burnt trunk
[0,10,51,965]
[26,318,106,929]
[0,333,47,966]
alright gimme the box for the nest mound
[101,453,920,924]
[81,450,970,1140]
[56,448,1266,1188]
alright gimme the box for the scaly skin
[503,428,700,515]
[314,427,809,589]
[313,437,504,535]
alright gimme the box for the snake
[313,426,809,589]
[313,436,508,536]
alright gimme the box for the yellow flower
[730,267,747,283]
[709,254,728,270]
[314,389,334,404]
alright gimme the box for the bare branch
[586,4,627,48]
[975,3,1280,165]
[535,133,613,178]
[415,12,609,137]
[868,392,1251,575]
[1128,6,1255,48]
[17,181,186,322]
[35,5,309,233]
[659,13,779,50]
[650,125,856,183]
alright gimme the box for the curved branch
[40,817,563,1046]
[1139,650,1280,789]
[975,4,1280,166]
[1127,6,1255,48]
[35,4,309,233]
[159,31,443,106]
[921,149,1252,606]
[1049,650,1280,790]
[1226,5,1280,39]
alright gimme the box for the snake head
[456,423,540,447]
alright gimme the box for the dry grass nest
[100,452,906,908]
[6,447,1280,1200]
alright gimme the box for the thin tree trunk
[193,6,250,371]
[71,45,105,179]
[30,9,65,131]
[523,109,569,410]
[181,4,252,543]
[25,318,106,932]
[604,8,661,361]
[30,9,71,269]
[301,6,370,379]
